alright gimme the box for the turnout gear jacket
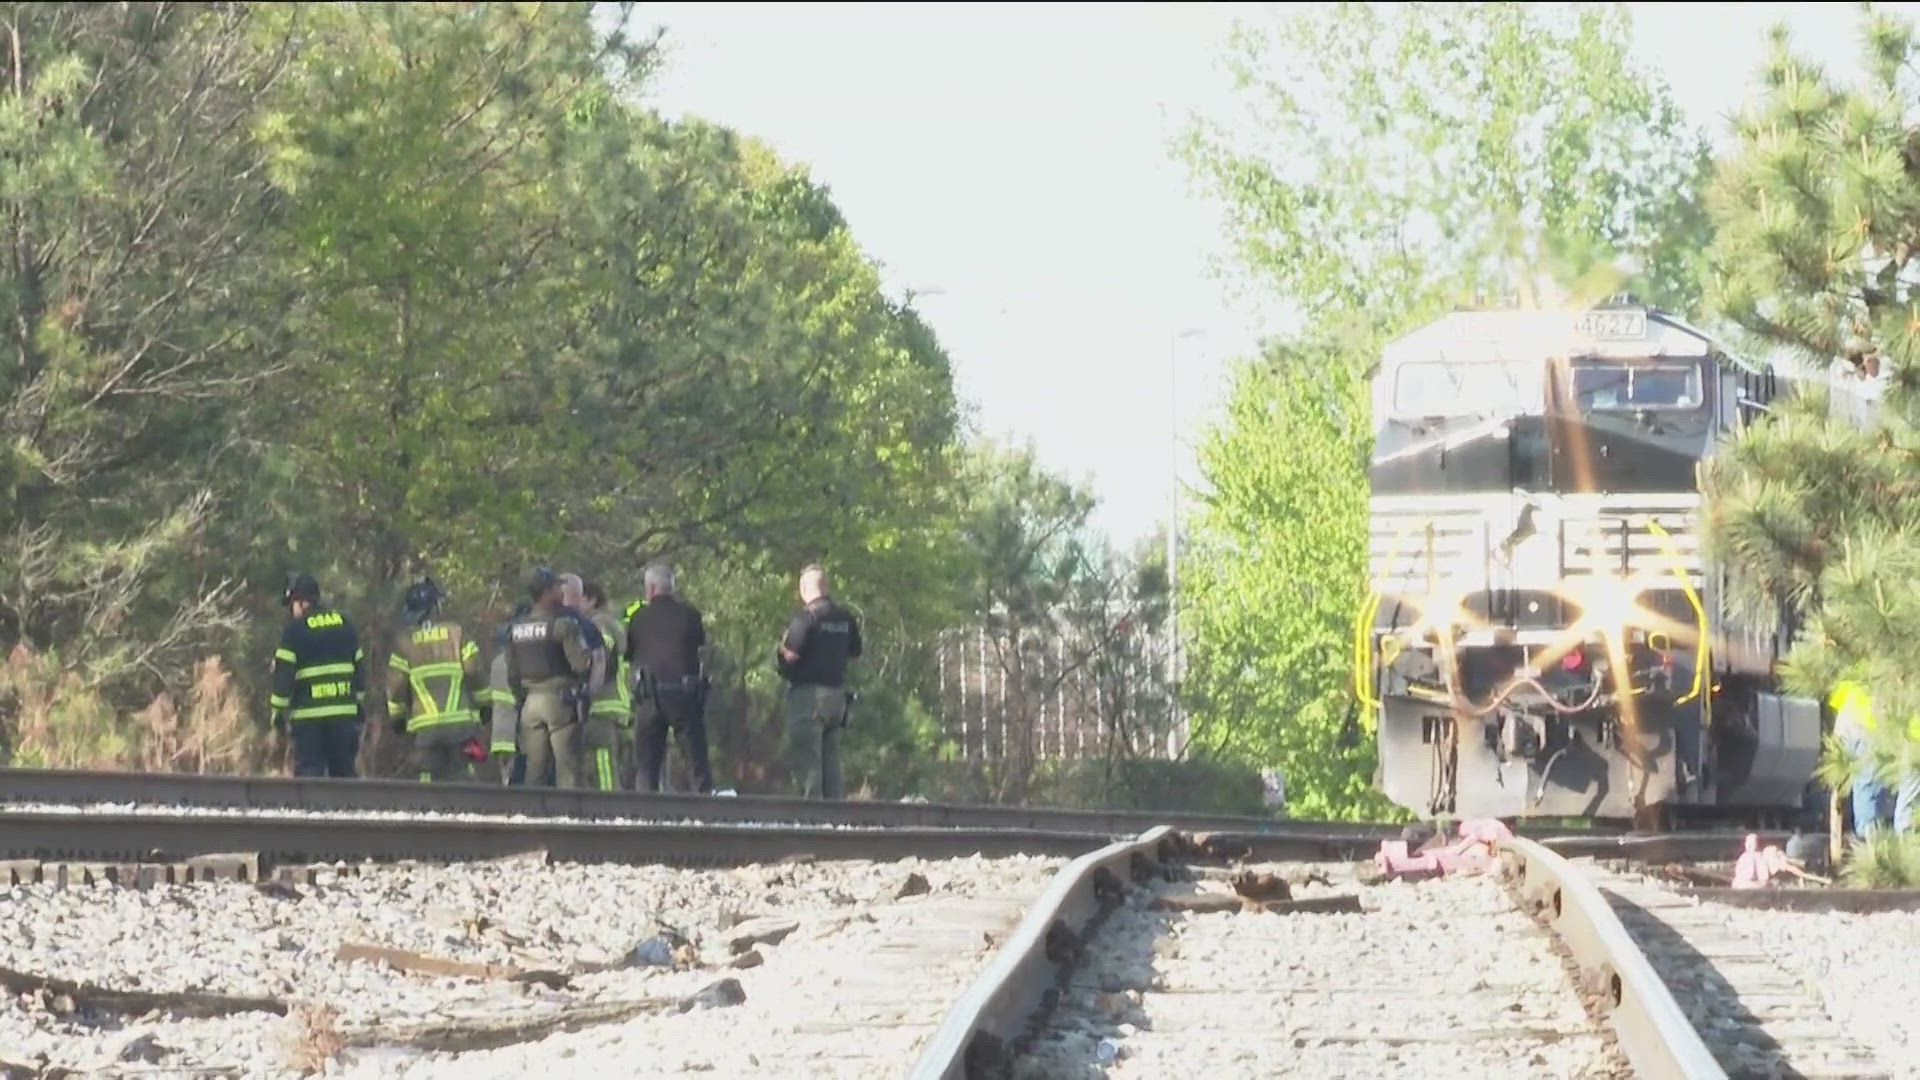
[586,607,630,723]
[485,650,519,756]
[270,607,365,723]
[387,620,484,734]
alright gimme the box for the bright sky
[627,1,1914,549]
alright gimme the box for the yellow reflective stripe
[419,772,432,783]
[289,703,360,720]
[295,662,357,680]
[398,661,463,723]
[405,711,477,731]
[595,747,615,791]
[355,648,365,662]
[461,640,479,663]
[490,741,516,754]
[275,648,297,663]
[389,654,412,673]
[387,699,406,716]
[590,700,628,716]
[268,694,291,709]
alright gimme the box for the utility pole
[1167,327,1206,760]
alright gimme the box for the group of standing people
[268,562,863,798]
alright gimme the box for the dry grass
[278,1001,347,1075]
[0,643,273,773]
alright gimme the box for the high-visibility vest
[1829,680,1875,734]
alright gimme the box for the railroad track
[912,830,1724,1079]
[0,767,1625,838]
[1581,860,1898,1079]
[0,786,1883,1078]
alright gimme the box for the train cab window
[1570,361,1703,413]
[1392,360,1540,417]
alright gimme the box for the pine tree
[1702,4,1920,834]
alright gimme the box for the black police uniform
[778,596,862,799]
[625,592,711,793]
[270,577,365,778]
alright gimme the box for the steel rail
[0,811,1127,868]
[1496,836,1727,1080]
[908,825,1180,1080]
[0,768,1326,835]
[0,769,1652,838]
[1672,886,1920,913]
[1180,826,1755,869]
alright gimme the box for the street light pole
[1167,327,1205,760]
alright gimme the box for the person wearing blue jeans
[1832,680,1890,837]
[1897,746,1920,833]
[1842,725,1890,836]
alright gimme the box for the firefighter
[386,578,486,782]
[485,605,527,784]
[506,567,594,788]
[269,572,365,778]
[627,562,712,793]
[580,580,631,791]
[776,563,862,799]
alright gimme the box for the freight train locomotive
[1359,303,1821,828]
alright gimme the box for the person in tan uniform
[506,568,594,788]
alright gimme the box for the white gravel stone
[1750,909,1920,1077]
[0,853,1066,1077]
[0,801,948,830]
[1012,861,1631,1079]
[1590,864,1914,1079]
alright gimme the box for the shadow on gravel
[1007,880,1179,1079]
[1609,896,1805,1080]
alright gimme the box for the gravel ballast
[1586,862,1909,1079]
[1011,860,1632,1079]
[0,801,966,831]
[1721,904,1920,1077]
[0,852,1064,1077]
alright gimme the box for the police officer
[386,578,486,782]
[505,567,594,788]
[558,572,610,727]
[579,580,630,791]
[776,563,861,799]
[269,572,365,778]
[627,562,712,793]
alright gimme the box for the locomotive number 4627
[1573,309,1647,340]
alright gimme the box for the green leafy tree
[244,2,652,611]
[1176,1,1715,816]
[1701,5,1920,838]
[1181,1,1713,330]
[0,3,294,704]
[1184,342,1393,820]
